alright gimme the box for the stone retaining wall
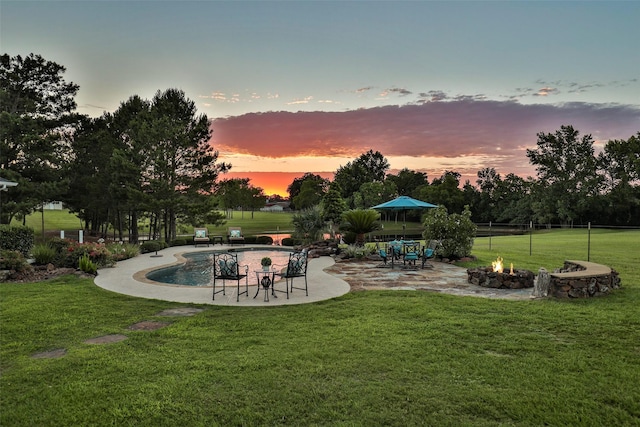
[548,260,621,298]
[466,267,535,289]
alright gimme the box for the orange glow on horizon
[222,171,334,197]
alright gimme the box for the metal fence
[474,222,640,262]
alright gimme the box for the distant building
[41,201,64,210]
[260,201,290,212]
[0,178,18,191]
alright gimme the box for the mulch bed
[1,266,93,283]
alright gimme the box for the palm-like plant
[340,209,381,246]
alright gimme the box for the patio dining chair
[275,250,309,296]
[212,252,249,301]
[376,242,395,268]
[403,242,420,266]
[421,240,441,269]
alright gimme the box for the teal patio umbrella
[371,196,438,239]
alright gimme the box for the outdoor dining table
[386,240,421,268]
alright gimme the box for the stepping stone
[128,321,170,331]
[84,334,128,344]
[156,307,204,317]
[31,348,67,359]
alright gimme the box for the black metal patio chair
[275,250,309,296]
[212,252,249,301]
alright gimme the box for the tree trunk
[130,210,139,244]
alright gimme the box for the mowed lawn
[1,229,639,425]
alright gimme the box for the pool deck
[94,244,534,306]
[94,245,351,306]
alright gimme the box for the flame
[510,262,514,275]
[492,256,504,273]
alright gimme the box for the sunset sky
[2,1,639,196]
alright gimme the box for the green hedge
[281,237,303,246]
[170,239,188,247]
[140,241,165,254]
[0,225,34,257]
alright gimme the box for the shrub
[170,239,187,247]
[281,237,303,247]
[78,254,97,274]
[292,206,325,243]
[0,225,34,257]
[106,242,140,261]
[0,249,29,272]
[341,231,357,245]
[32,243,57,265]
[140,241,163,254]
[422,205,477,259]
[255,235,274,245]
[59,241,112,268]
[342,244,374,259]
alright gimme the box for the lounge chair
[212,252,249,301]
[194,228,210,247]
[227,227,245,245]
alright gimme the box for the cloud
[286,96,314,105]
[379,87,412,98]
[534,87,559,97]
[211,99,640,192]
[210,99,640,183]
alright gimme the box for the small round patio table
[254,270,277,302]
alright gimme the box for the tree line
[290,128,640,228]
[2,54,639,244]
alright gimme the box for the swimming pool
[145,248,293,286]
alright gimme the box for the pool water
[146,248,293,286]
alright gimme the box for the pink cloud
[209,100,639,189]
[211,100,639,159]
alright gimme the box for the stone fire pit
[467,267,535,289]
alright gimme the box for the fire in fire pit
[467,257,534,289]
[492,256,504,273]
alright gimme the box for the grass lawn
[1,231,639,425]
[12,209,422,239]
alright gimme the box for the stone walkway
[326,258,534,300]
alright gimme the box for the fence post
[489,221,492,251]
[529,221,533,256]
[587,222,591,261]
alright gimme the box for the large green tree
[417,171,465,215]
[386,168,427,197]
[0,53,80,223]
[216,178,266,219]
[321,181,347,236]
[474,167,500,222]
[353,180,397,210]
[66,90,229,241]
[526,125,602,225]
[334,150,390,208]
[141,89,229,240]
[287,173,328,210]
[598,132,640,225]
